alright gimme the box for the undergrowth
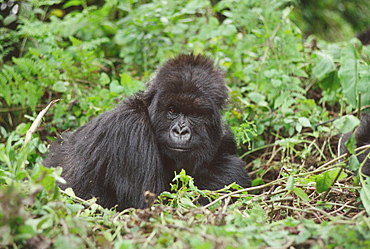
[1,123,370,248]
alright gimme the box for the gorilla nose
[170,124,191,143]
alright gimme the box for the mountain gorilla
[340,114,370,176]
[44,54,251,211]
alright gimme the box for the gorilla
[44,54,251,211]
[340,113,370,176]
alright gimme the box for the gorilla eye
[168,107,177,114]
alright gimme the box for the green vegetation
[291,0,370,42]
[1,0,370,248]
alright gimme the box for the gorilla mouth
[168,146,192,152]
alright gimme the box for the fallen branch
[24,99,60,146]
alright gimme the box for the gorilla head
[44,54,251,211]
[147,55,228,173]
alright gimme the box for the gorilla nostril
[179,127,191,141]
[171,125,180,136]
[171,124,191,141]
[181,127,190,136]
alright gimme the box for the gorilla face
[149,90,223,170]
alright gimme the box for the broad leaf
[338,44,358,107]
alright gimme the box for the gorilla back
[44,54,251,211]
[340,113,370,176]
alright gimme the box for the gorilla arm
[194,128,251,190]
[194,154,251,191]
[44,93,168,210]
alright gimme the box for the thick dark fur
[44,54,251,211]
[340,114,370,176]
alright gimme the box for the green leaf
[50,9,64,18]
[312,53,335,80]
[333,115,360,134]
[33,216,54,230]
[357,75,370,107]
[16,123,31,135]
[63,0,83,9]
[360,178,370,215]
[16,225,36,239]
[348,154,360,171]
[99,72,111,85]
[315,168,347,193]
[182,0,208,14]
[298,117,311,128]
[109,80,124,94]
[248,92,267,106]
[345,134,357,154]
[38,143,48,154]
[40,175,55,191]
[338,44,358,107]
[69,36,82,46]
[286,175,294,190]
[4,15,17,26]
[179,197,197,208]
[293,187,310,202]
[315,173,332,193]
[64,187,76,197]
[120,73,144,95]
[66,203,84,213]
[103,230,114,242]
[318,71,340,92]
[52,81,69,93]
[251,177,265,186]
[15,171,28,181]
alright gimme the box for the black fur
[44,54,251,210]
[340,114,370,176]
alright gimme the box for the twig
[143,230,156,248]
[300,144,370,176]
[314,104,370,127]
[60,189,106,212]
[261,23,282,62]
[24,99,60,146]
[203,182,280,209]
[264,238,295,249]
[321,166,344,202]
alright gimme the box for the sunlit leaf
[360,178,370,215]
[312,53,335,80]
[293,187,310,202]
[333,115,360,134]
[338,44,358,107]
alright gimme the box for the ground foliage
[1,0,370,248]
